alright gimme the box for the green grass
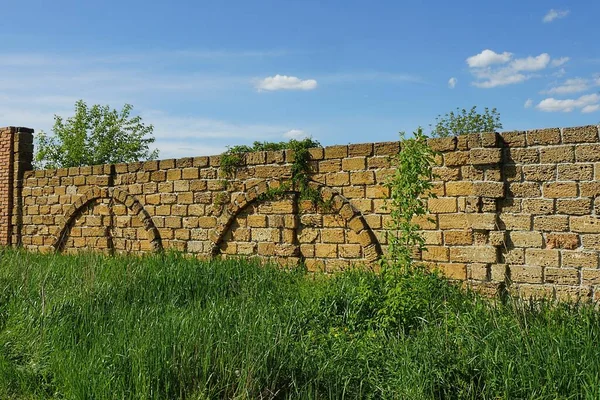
[1,249,600,399]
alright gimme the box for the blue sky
[1,0,599,158]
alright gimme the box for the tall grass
[1,249,600,399]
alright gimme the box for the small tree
[430,106,502,138]
[36,100,159,169]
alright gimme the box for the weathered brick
[562,251,598,268]
[522,199,554,215]
[543,182,578,198]
[505,148,539,164]
[449,246,498,263]
[509,266,543,283]
[438,213,468,229]
[467,213,497,230]
[374,141,399,156]
[510,231,543,248]
[546,233,579,250]
[576,145,600,162]
[500,131,526,147]
[557,164,593,181]
[473,182,504,198]
[556,198,592,215]
[571,216,600,233]
[526,248,559,267]
[444,151,470,167]
[563,126,598,143]
[444,230,473,245]
[342,157,366,171]
[350,171,375,185]
[498,214,531,230]
[440,263,467,280]
[347,143,373,157]
[422,246,449,262]
[427,137,456,152]
[522,165,556,182]
[470,148,501,165]
[544,268,580,285]
[427,198,457,213]
[445,181,474,196]
[508,182,541,197]
[533,215,569,232]
[527,128,561,145]
[539,146,574,163]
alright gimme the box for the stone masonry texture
[2,124,600,300]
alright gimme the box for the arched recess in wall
[52,186,162,253]
[207,180,381,268]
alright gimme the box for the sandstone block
[533,215,569,232]
[576,145,600,162]
[474,182,504,198]
[562,251,598,268]
[556,198,591,215]
[374,141,399,156]
[324,145,348,159]
[563,125,599,143]
[544,268,580,285]
[445,181,473,196]
[510,231,543,248]
[498,214,531,230]
[321,228,345,243]
[509,266,543,283]
[438,213,468,229]
[525,248,559,267]
[449,246,498,263]
[428,197,457,214]
[571,216,600,233]
[467,213,497,230]
[422,246,449,262]
[546,233,579,250]
[440,263,467,280]
[470,148,501,165]
[540,146,574,163]
[508,182,541,198]
[543,182,578,198]
[444,151,470,167]
[527,128,561,146]
[522,165,556,182]
[505,148,539,164]
[348,143,373,157]
[500,131,526,147]
[557,164,593,181]
[350,171,375,185]
[427,137,456,152]
[315,243,338,258]
[342,157,366,171]
[522,199,554,215]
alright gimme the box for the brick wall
[4,124,600,300]
[0,127,33,246]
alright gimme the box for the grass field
[1,249,600,399]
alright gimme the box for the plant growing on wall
[382,127,438,271]
[430,106,502,138]
[35,100,159,169]
[221,138,325,205]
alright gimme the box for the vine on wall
[220,138,328,206]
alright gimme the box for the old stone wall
[2,124,600,300]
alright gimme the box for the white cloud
[510,53,550,72]
[467,50,564,88]
[551,57,570,67]
[582,104,600,114]
[466,49,512,68]
[543,9,570,23]
[544,78,591,95]
[283,129,310,139]
[448,77,457,88]
[536,94,600,113]
[524,99,533,108]
[255,75,317,91]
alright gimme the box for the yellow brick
[321,228,345,243]
[449,246,497,263]
[445,181,473,196]
[544,268,580,285]
[563,125,598,143]
[339,244,361,258]
[342,157,366,171]
[422,246,449,262]
[509,266,543,284]
[571,216,600,233]
[427,198,457,214]
[350,171,375,185]
[562,251,598,268]
[525,248,559,267]
[247,215,267,228]
[509,231,542,248]
[533,215,569,232]
[324,145,348,159]
[438,213,468,229]
[315,243,338,258]
[198,217,217,228]
[543,182,578,198]
[444,230,473,245]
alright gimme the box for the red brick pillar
[0,127,34,246]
